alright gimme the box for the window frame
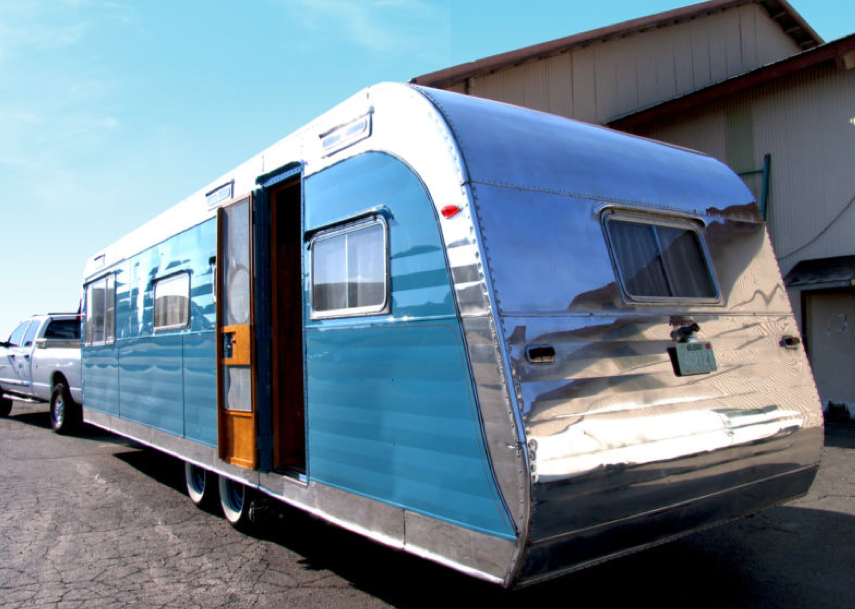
[601,210,721,305]
[84,274,116,346]
[153,271,192,332]
[308,216,390,320]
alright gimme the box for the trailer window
[154,273,191,331]
[604,214,719,302]
[85,275,116,345]
[310,219,388,318]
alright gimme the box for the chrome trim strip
[411,86,532,585]
[303,204,393,238]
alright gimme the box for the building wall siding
[465,4,801,124]
[637,65,855,277]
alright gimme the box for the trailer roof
[416,86,755,217]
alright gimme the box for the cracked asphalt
[2,401,853,608]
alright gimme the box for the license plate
[674,341,717,376]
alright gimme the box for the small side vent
[526,345,555,365]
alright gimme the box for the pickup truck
[0,313,82,433]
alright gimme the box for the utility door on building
[805,291,855,407]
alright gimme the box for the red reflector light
[441,205,461,218]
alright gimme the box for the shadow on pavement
[824,423,855,449]
[111,441,855,609]
[99,419,855,608]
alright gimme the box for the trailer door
[217,195,257,469]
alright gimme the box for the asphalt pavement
[1,401,853,608]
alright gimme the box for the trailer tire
[218,476,255,530]
[0,395,11,417]
[185,462,218,510]
[50,382,80,434]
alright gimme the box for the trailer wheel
[50,382,80,434]
[184,462,218,510]
[0,395,11,417]
[218,476,255,529]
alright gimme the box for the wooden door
[217,195,256,468]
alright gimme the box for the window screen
[85,275,116,345]
[311,220,387,317]
[154,273,190,330]
[604,215,718,301]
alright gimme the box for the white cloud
[0,2,86,63]
[281,0,449,59]
[0,1,130,173]
[0,0,134,64]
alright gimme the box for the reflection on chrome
[534,406,803,482]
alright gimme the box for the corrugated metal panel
[690,16,714,88]
[642,107,728,161]
[753,2,804,64]
[632,64,855,278]
[471,59,551,113]
[751,67,855,272]
[739,3,759,67]
[547,52,574,117]
[594,40,622,122]
[458,5,802,125]
[708,12,734,82]
[673,22,696,95]
[723,6,743,77]
[571,46,598,123]
[653,36,678,105]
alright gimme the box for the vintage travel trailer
[80,83,823,587]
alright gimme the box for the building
[413,0,821,125]
[413,0,855,412]
[612,35,855,412]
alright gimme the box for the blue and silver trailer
[80,83,823,587]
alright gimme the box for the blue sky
[1,0,853,334]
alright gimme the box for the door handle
[223,332,235,359]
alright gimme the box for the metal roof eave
[608,33,855,133]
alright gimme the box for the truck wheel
[50,382,80,434]
[219,476,256,530]
[0,395,11,417]
[0,395,12,417]
[185,462,218,510]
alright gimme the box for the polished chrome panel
[404,510,515,584]
[516,464,820,586]
[415,86,823,586]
